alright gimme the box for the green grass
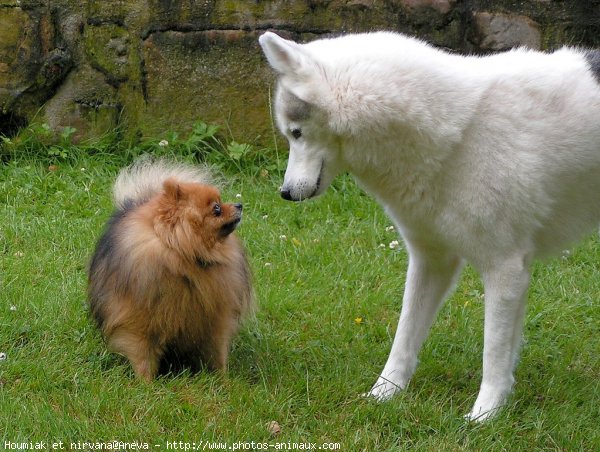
[1,141,599,450]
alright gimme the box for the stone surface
[0,7,41,110]
[42,64,120,142]
[140,29,272,143]
[84,24,133,86]
[473,12,542,50]
[0,0,599,143]
[401,0,456,15]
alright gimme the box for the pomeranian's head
[154,178,243,264]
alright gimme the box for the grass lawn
[0,142,599,450]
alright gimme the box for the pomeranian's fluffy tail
[113,157,216,210]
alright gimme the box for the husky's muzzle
[280,162,323,201]
[280,187,294,201]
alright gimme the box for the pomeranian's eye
[290,128,302,139]
[213,203,222,217]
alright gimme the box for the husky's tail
[113,157,216,210]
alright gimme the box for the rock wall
[1,0,599,145]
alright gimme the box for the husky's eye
[290,128,302,139]
[213,203,222,217]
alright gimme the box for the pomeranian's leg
[107,329,161,382]
[368,246,463,401]
[467,255,530,422]
[200,325,235,372]
[204,339,229,372]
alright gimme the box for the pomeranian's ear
[259,32,311,75]
[163,179,185,201]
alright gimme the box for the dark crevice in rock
[140,57,148,104]
[0,112,28,138]
[88,62,128,88]
[140,24,333,41]
[74,98,121,109]
[87,17,125,27]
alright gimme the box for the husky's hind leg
[368,246,462,400]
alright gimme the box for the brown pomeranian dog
[88,158,254,381]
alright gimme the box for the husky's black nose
[234,203,243,211]
[280,188,292,200]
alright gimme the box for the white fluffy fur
[259,31,600,421]
[113,157,216,210]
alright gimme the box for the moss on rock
[1,0,599,146]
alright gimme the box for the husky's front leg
[467,256,530,421]
[368,247,462,401]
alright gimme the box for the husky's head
[259,32,343,201]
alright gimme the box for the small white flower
[389,240,400,250]
[14,251,24,258]
[264,262,272,267]
[379,243,386,249]
[385,225,395,232]
[158,139,169,147]
[279,235,287,240]
[0,353,6,361]
[236,193,242,199]
[262,214,269,220]
[80,167,86,172]
[9,306,16,312]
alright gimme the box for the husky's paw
[365,374,406,401]
[465,406,501,423]
[465,384,510,422]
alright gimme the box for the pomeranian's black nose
[234,203,243,211]
[280,188,292,200]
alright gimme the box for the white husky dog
[259,31,600,421]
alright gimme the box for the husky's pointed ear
[259,32,309,75]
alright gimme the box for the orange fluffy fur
[88,160,253,381]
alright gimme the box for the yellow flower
[354,316,363,325]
